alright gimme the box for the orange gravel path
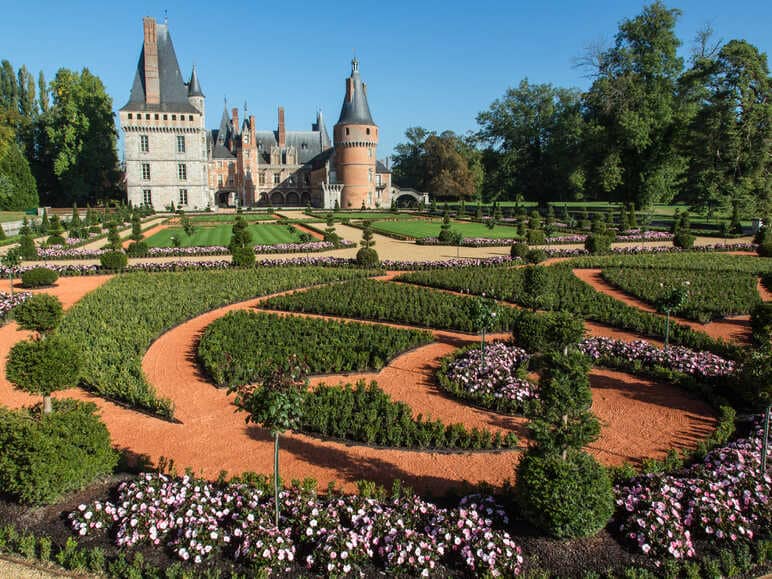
[573,268,751,344]
[0,273,717,494]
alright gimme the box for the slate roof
[376,160,391,174]
[187,66,204,97]
[253,130,330,165]
[337,59,375,126]
[121,22,198,113]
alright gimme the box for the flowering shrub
[437,342,537,414]
[0,291,31,319]
[615,422,771,559]
[69,473,524,576]
[578,337,736,379]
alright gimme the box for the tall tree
[37,71,49,113]
[583,2,686,208]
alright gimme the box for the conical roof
[336,58,375,126]
[188,65,204,97]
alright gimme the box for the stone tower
[118,17,211,211]
[333,58,379,209]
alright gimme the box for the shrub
[126,241,149,257]
[526,249,547,264]
[13,294,63,333]
[0,400,117,504]
[46,235,66,246]
[19,233,37,260]
[88,225,102,235]
[673,232,696,249]
[749,303,772,350]
[510,242,529,259]
[99,251,128,271]
[513,310,585,353]
[516,450,614,538]
[356,247,380,267]
[20,267,58,288]
[231,246,256,267]
[757,242,772,257]
[526,229,546,245]
[584,234,611,254]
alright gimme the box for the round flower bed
[437,342,537,414]
[69,474,524,576]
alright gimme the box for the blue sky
[1,0,769,158]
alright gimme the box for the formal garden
[0,206,769,578]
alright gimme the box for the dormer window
[301,143,308,150]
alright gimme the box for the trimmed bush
[99,251,128,271]
[356,247,380,267]
[673,232,696,249]
[13,294,63,333]
[88,225,102,235]
[513,310,586,353]
[510,242,529,259]
[526,229,546,245]
[46,235,66,246]
[231,246,256,268]
[0,399,118,505]
[516,450,614,538]
[757,242,772,257]
[526,249,547,264]
[20,267,59,288]
[584,234,611,255]
[126,241,149,257]
[19,234,37,260]
[750,303,772,350]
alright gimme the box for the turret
[187,65,205,116]
[333,58,378,209]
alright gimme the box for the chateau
[119,17,395,211]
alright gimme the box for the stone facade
[120,17,392,211]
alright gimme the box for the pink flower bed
[615,422,771,559]
[0,291,31,318]
[69,475,524,576]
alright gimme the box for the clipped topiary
[231,246,256,268]
[510,242,529,259]
[356,247,380,267]
[516,450,614,539]
[20,267,59,288]
[526,229,546,245]
[526,249,547,264]
[513,310,585,353]
[749,303,772,350]
[13,294,63,333]
[99,251,128,271]
[0,400,118,505]
[673,231,695,249]
[126,241,149,257]
[757,242,772,257]
[46,235,66,246]
[584,234,611,255]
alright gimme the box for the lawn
[186,213,277,223]
[311,212,420,221]
[0,211,30,223]
[370,218,523,239]
[145,223,303,247]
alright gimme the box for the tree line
[0,60,121,209]
[392,2,770,219]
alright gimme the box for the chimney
[345,78,353,102]
[231,107,239,134]
[142,17,160,105]
[278,107,286,147]
[249,115,256,141]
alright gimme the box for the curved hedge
[198,311,433,387]
[262,278,517,332]
[57,268,376,418]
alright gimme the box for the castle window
[178,163,187,180]
[139,135,149,153]
[304,173,310,185]
[259,173,266,185]
[301,143,308,150]
[345,128,350,135]
[188,115,193,121]
[143,189,152,206]
[273,173,280,185]
[179,189,188,206]
[366,128,370,135]
[172,114,177,121]
[218,176,223,187]
[128,113,133,120]
[163,114,168,120]
[145,114,150,120]
[155,114,159,120]
[177,136,186,153]
[141,163,151,180]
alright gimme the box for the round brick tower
[333,59,378,209]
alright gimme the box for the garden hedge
[20,267,58,288]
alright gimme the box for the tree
[18,217,37,260]
[231,356,308,527]
[105,222,122,251]
[323,212,339,245]
[583,2,686,208]
[656,282,689,346]
[471,296,500,371]
[1,248,21,296]
[438,211,453,242]
[13,294,63,335]
[0,140,38,210]
[229,212,255,267]
[130,213,143,242]
[356,220,379,266]
[523,265,552,311]
[6,334,81,414]
[69,202,81,230]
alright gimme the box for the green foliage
[570,251,772,274]
[18,232,36,259]
[602,267,760,322]
[438,211,453,242]
[6,333,81,401]
[512,310,586,353]
[231,246,256,267]
[0,140,38,209]
[105,223,121,250]
[57,268,372,417]
[757,242,772,258]
[749,303,772,351]
[126,240,148,257]
[359,220,376,249]
[129,213,142,242]
[263,278,517,333]
[516,450,614,538]
[99,250,127,271]
[229,213,252,250]
[198,311,432,388]
[584,234,612,255]
[523,265,553,310]
[510,242,529,259]
[356,247,380,267]
[526,229,546,245]
[526,248,548,264]
[19,266,58,288]
[0,399,117,505]
[673,231,695,249]
[323,212,339,245]
[13,293,62,333]
[46,234,65,245]
[302,380,518,450]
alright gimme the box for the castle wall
[333,123,378,209]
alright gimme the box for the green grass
[0,211,30,223]
[313,212,419,221]
[186,214,277,224]
[145,223,303,247]
[370,219,523,239]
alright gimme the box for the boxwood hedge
[198,311,433,388]
[57,268,375,418]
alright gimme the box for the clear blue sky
[1,0,770,159]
